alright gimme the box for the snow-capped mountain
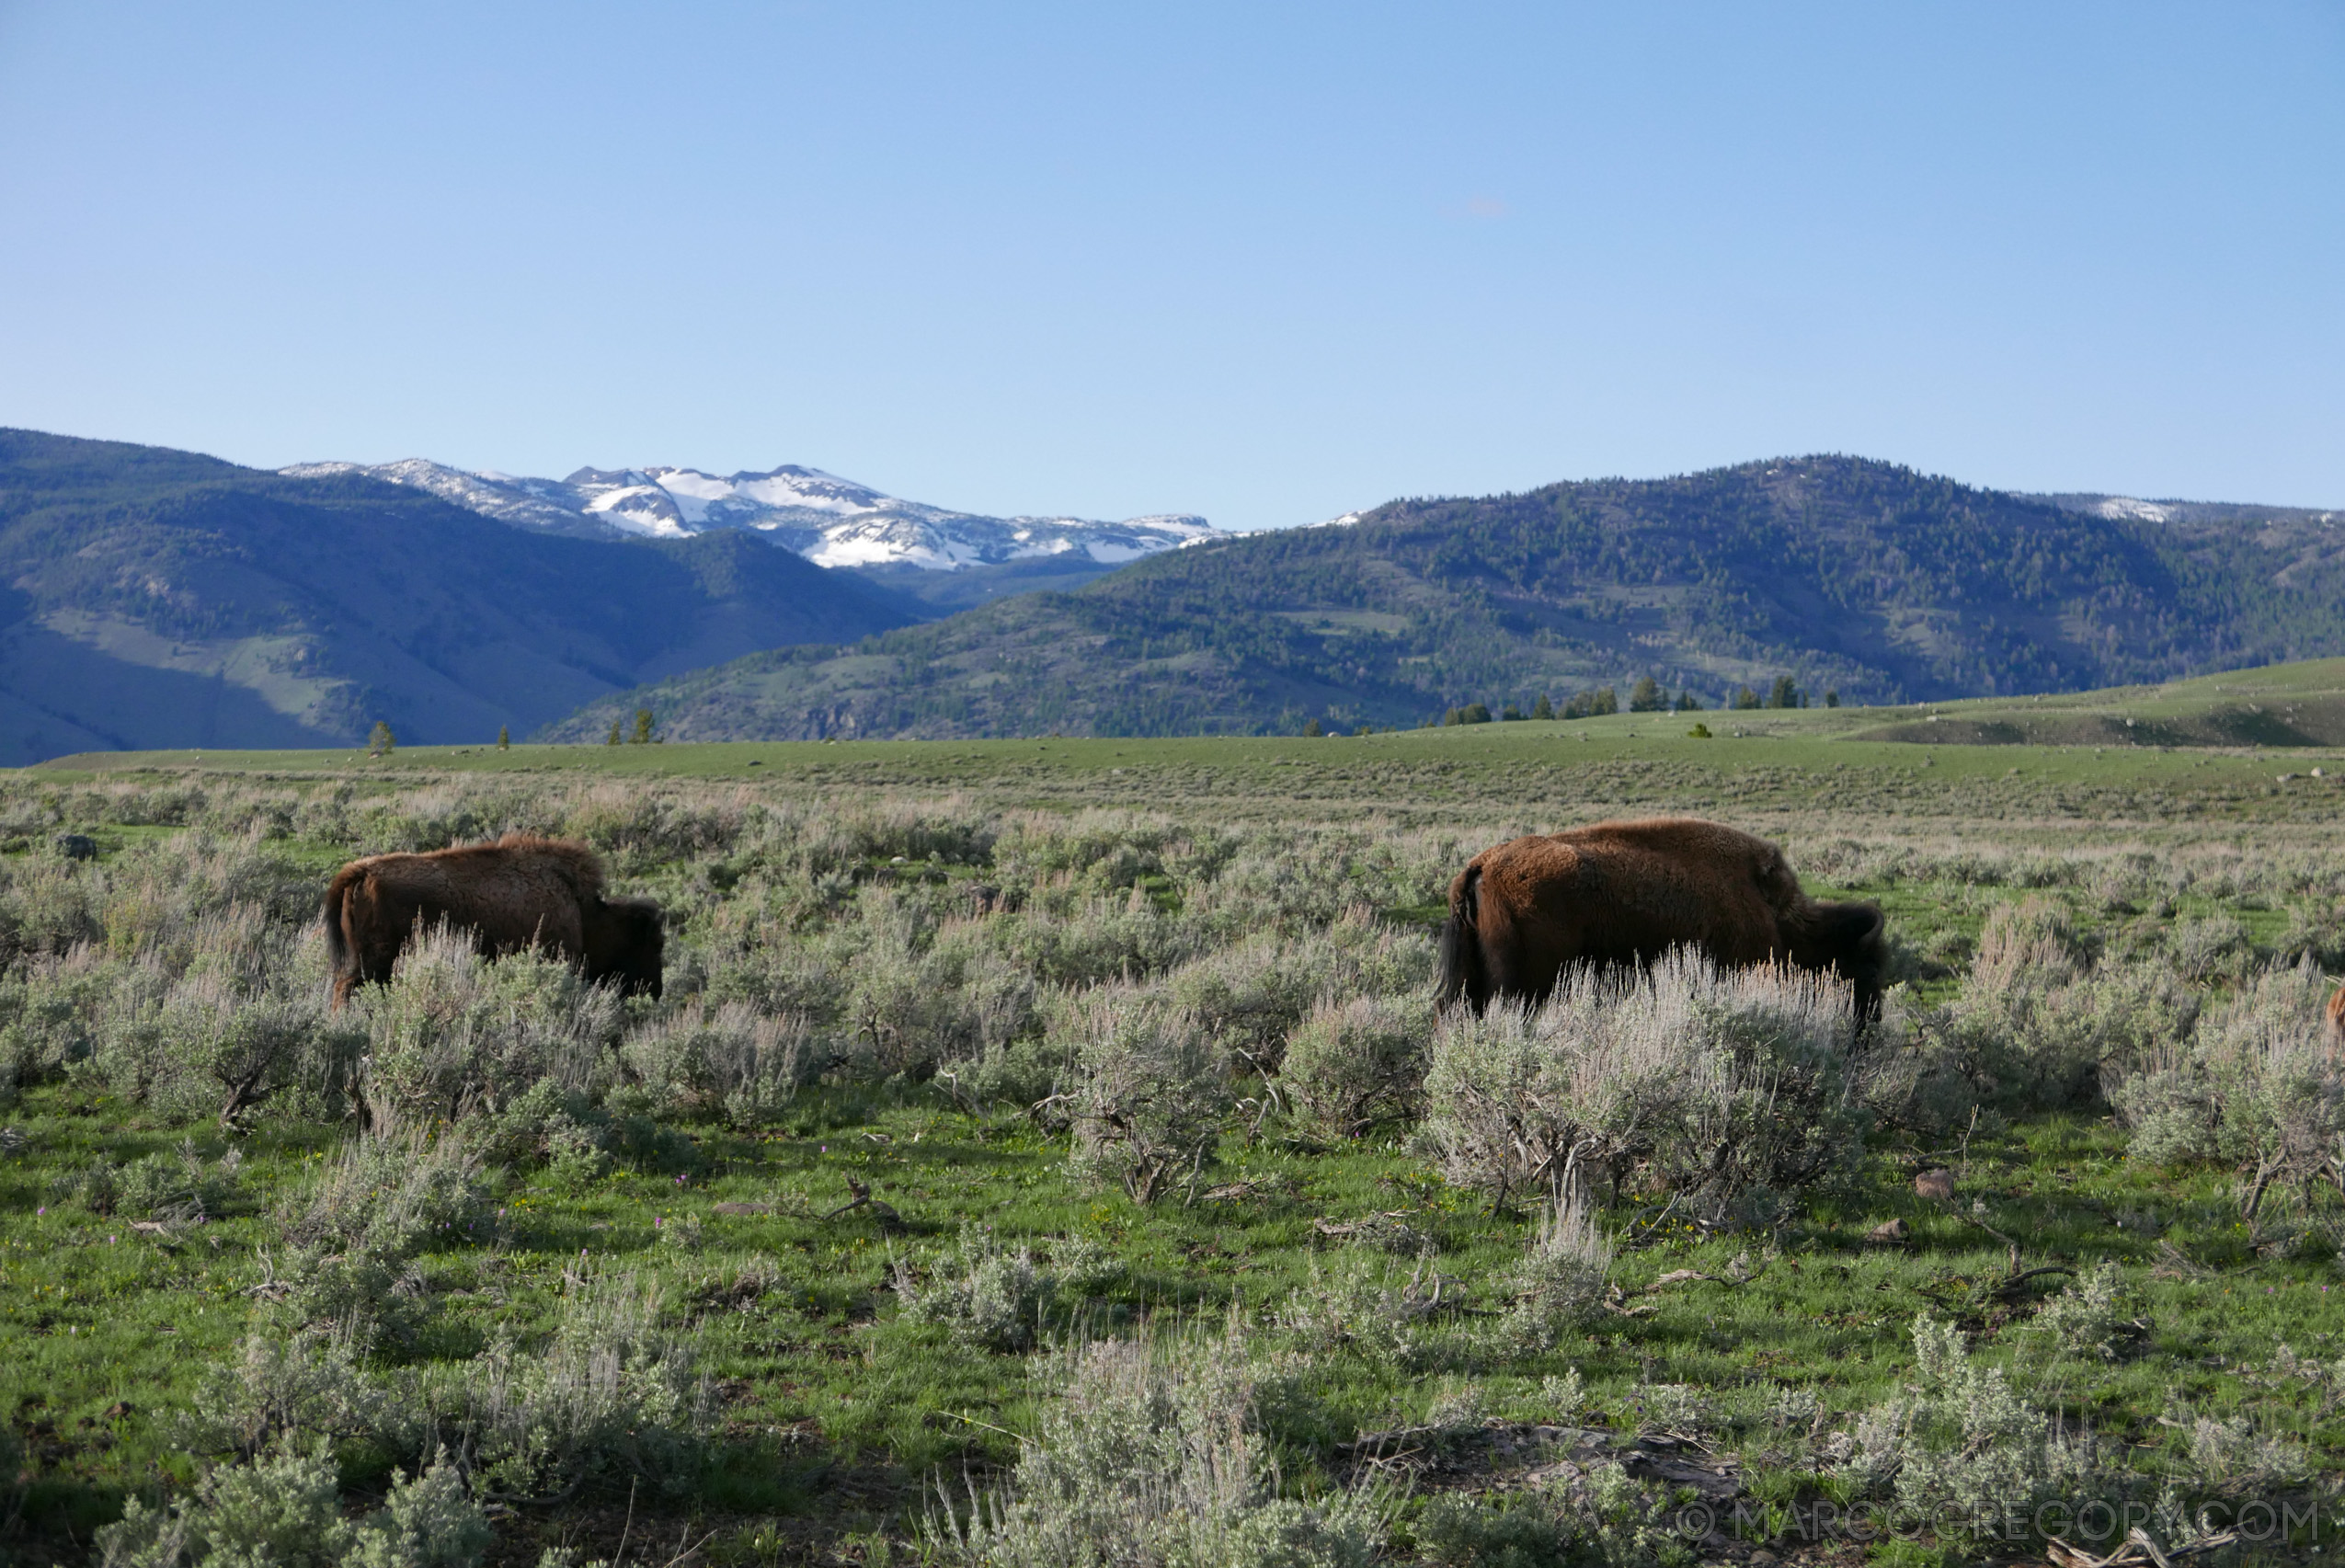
[283,458,1218,570]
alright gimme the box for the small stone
[1866,1218,1908,1244]
[711,1201,772,1217]
[1914,1168,1955,1202]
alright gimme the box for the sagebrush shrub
[1423,954,1871,1227]
[266,1135,494,1345]
[280,1133,493,1257]
[2182,1413,2312,1491]
[892,1228,1126,1353]
[1064,987,1228,1203]
[1499,1193,1612,1351]
[2171,913,2255,983]
[1279,994,1430,1140]
[186,1276,707,1505]
[97,1439,489,1568]
[619,999,811,1124]
[1275,1249,1468,1372]
[1412,1465,1684,1568]
[1947,899,2195,1109]
[116,1142,244,1222]
[931,1329,1383,1568]
[351,928,620,1134]
[180,1330,386,1461]
[1841,1314,2119,1544]
[2028,1262,2143,1363]
[996,894,1200,988]
[410,1270,709,1500]
[2110,961,2345,1216]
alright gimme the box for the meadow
[9,704,2345,1567]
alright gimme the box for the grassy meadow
[11,686,2345,1566]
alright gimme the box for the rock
[710,1201,772,1216]
[1914,1168,1955,1202]
[1866,1218,1909,1244]
[54,833,96,862]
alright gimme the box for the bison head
[586,895,665,999]
[1810,898,1887,1020]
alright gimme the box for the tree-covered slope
[0,429,915,761]
[547,456,2345,741]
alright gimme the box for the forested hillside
[0,430,914,762]
[550,456,2345,740]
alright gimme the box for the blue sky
[0,2,2338,531]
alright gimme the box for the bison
[1435,817,1886,1017]
[324,832,663,1008]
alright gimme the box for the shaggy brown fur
[1435,817,1886,1017]
[323,832,663,1008]
[2328,983,2345,1047]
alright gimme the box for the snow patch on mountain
[285,457,1217,569]
[2087,497,2179,524]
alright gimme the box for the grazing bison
[1435,817,1886,1017]
[324,833,663,1008]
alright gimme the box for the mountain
[0,430,915,763]
[284,459,1218,589]
[541,456,2345,742]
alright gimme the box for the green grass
[14,1081,2339,1562]
[32,711,2345,835]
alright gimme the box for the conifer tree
[631,708,654,745]
[605,719,623,746]
[1531,693,1554,720]
[497,725,509,750]
[367,721,395,756]
[1628,676,1664,712]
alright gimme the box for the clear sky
[1,3,2339,532]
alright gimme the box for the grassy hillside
[544,455,2345,742]
[0,430,914,763]
[44,660,2345,840]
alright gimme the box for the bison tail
[1435,864,1487,1013]
[321,865,361,1006]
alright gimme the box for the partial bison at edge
[1436,816,1886,1017]
[323,832,664,1008]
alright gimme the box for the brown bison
[324,833,663,1008]
[1436,817,1886,1017]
